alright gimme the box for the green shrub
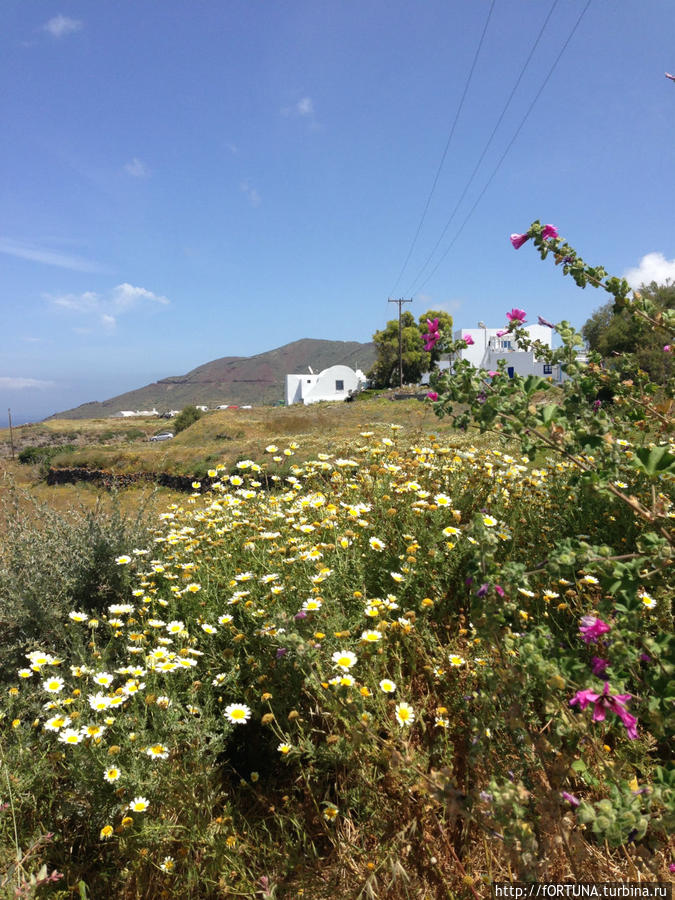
[17,445,76,466]
[0,483,155,683]
[172,405,203,434]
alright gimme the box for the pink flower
[496,330,508,338]
[569,682,638,740]
[579,616,611,644]
[426,391,438,401]
[424,333,440,352]
[664,345,672,353]
[426,318,439,334]
[506,308,527,324]
[591,656,610,676]
[463,334,475,346]
[541,224,559,240]
[488,370,497,377]
[510,232,529,250]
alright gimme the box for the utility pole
[8,408,15,460]
[388,297,412,388]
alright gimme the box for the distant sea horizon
[0,412,47,430]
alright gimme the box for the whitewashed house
[286,365,368,406]
[451,324,563,382]
[116,408,159,417]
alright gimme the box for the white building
[452,324,563,382]
[116,408,159,417]
[286,365,368,406]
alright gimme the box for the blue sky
[2,0,674,424]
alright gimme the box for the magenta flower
[463,334,475,346]
[541,224,559,240]
[426,318,439,334]
[496,329,508,338]
[537,315,555,328]
[561,791,580,807]
[579,616,611,644]
[506,308,527,324]
[426,391,438,401]
[569,682,638,740]
[424,333,440,352]
[664,345,672,353]
[510,232,529,250]
[591,656,610,676]
[494,584,505,598]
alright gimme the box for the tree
[367,309,453,388]
[582,280,674,383]
[418,309,454,368]
[172,405,203,434]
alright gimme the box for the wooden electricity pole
[8,408,15,460]
[388,297,412,388]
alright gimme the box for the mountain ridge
[50,338,376,419]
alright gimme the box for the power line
[402,0,560,296]
[388,0,497,297]
[410,0,593,297]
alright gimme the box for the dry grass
[0,459,185,526]
[0,397,462,480]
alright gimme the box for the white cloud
[45,283,170,331]
[0,377,56,390]
[124,157,150,178]
[0,237,106,273]
[44,15,82,38]
[623,252,675,289]
[296,97,314,116]
[240,181,262,208]
[111,283,169,308]
[281,96,315,118]
[51,290,99,313]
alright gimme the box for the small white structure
[452,324,562,382]
[116,408,159,418]
[286,365,368,406]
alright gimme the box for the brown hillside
[51,338,376,419]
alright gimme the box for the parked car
[149,432,174,442]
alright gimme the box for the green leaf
[541,404,559,425]
[631,446,675,476]
[523,375,546,396]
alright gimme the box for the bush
[0,483,155,684]
[17,445,76,466]
[172,405,203,434]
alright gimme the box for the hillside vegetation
[1,394,443,482]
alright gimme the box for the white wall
[452,324,553,368]
[286,365,366,405]
[285,373,318,405]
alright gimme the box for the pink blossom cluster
[510,223,558,249]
